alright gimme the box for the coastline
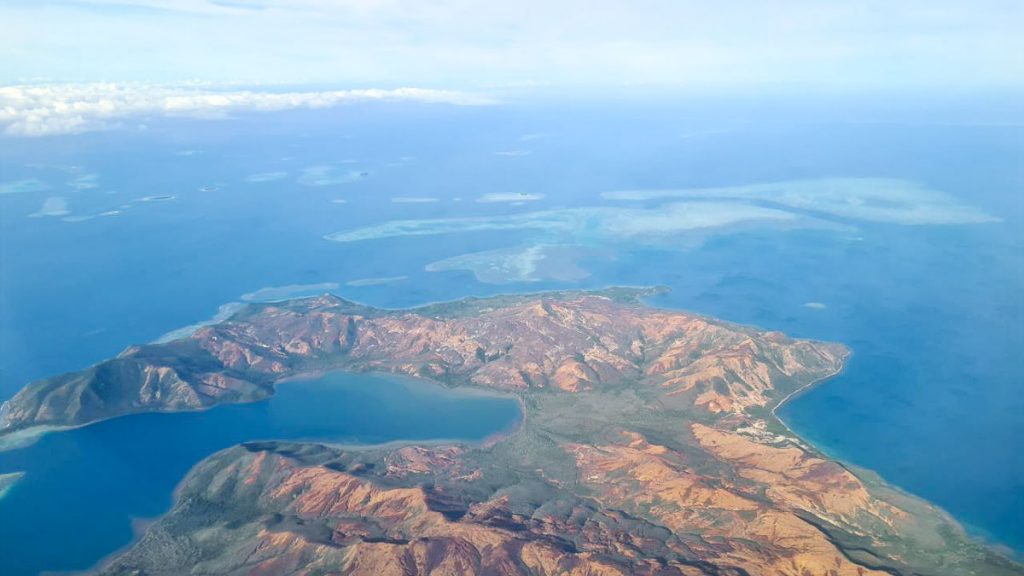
[768,350,1024,561]
[768,348,852,448]
[264,369,526,451]
[0,368,524,455]
[80,516,161,576]
[0,284,662,446]
[3,288,1020,573]
[77,371,525,576]
[0,394,276,454]
[0,424,74,453]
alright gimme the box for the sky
[1,1,1022,136]
[2,0,1022,91]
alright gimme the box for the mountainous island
[1,288,1019,575]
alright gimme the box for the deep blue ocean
[0,98,1021,571]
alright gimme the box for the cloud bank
[0,83,490,137]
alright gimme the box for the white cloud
[0,83,491,137]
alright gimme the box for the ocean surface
[0,97,1021,570]
[0,372,521,575]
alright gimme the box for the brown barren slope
[1,288,1019,575]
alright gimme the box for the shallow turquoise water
[0,372,521,576]
[0,99,1021,567]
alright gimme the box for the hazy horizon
[3,1,1022,89]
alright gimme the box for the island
[1,288,1020,575]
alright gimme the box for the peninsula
[1,289,1019,575]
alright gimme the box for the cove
[0,372,521,576]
